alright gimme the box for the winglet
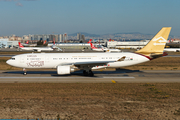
[117,56,126,61]
[136,27,171,56]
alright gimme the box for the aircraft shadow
[4,69,142,77]
[4,71,57,74]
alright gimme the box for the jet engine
[57,66,74,75]
[34,49,41,52]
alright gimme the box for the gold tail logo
[136,27,171,56]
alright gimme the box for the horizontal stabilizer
[117,56,126,61]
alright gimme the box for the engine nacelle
[34,49,41,52]
[57,66,74,75]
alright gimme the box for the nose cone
[6,59,11,65]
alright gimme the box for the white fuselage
[108,49,121,52]
[92,47,121,52]
[6,52,149,69]
[92,47,108,51]
[164,48,180,52]
[20,47,53,51]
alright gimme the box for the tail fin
[136,27,171,56]
[87,39,92,43]
[53,39,55,45]
[18,42,24,48]
[43,40,46,44]
[90,43,97,49]
[25,40,29,44]
[88,39,98,49]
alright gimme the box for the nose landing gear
[23,68,27,75]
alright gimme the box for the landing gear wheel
[83,70,88,76]
[83,70,94,76]
[23,68,27,75]
[88,70,94,77]
[89,72,94,77]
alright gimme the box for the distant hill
[69,32,175,40]
[69,32,100,37]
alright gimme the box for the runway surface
[0,69,180,83]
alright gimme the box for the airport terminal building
[107,40,150,49]
[0,39,18,48]
[48,43,91,50]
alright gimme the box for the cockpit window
[11,58,15,60]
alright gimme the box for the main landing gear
[83,70,94,76]
[23,68,27,75]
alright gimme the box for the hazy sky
[0,0,180,37]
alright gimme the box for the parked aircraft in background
[7,27,171,76]
[18,42,62,52]
[88,39,121,52]
[164,48,180,52]
[21,40,36,47]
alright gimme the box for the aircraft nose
[6,60,11,65]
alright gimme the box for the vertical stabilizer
[136,27,171,56]
[90,43,97,49]
[18,42,24,48]
[87,39,92,43]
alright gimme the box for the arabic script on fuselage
[27,61,44,67]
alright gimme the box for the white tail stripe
[152,36,166,42]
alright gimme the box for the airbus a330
[7,27,171,76]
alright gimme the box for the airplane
[164,48,180,52]
[6,27,171,76]
[88,39,121,52]
[22,40,36,47]
[18,42,62,52]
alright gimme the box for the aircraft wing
[58,56,126,67]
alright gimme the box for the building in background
[0,38,18,48]
[77,33,81,41]
[77,33,85,43]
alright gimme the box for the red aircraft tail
[43,40,46,44]
[18,42,24,48]
[90,43,97,49]
[87,39,92,43]
[25,40,29,44]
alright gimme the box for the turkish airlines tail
[88,39,98,49]
[87,39,92,43]
[18,42,24,48]
[90,43,97,49]
[43,40,46,44]
[25,41,29,44]
[136,27,171,56]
